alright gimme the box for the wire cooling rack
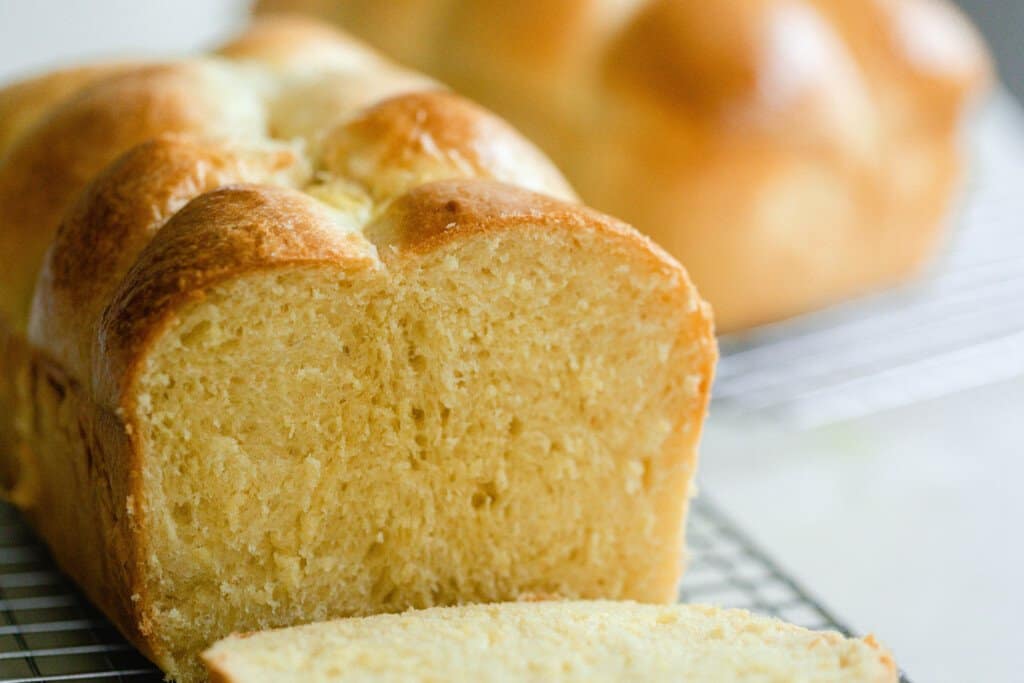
[0,500,157,682]
[0,495,903,682]
[713,93,1024,429]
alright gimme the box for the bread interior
[134,227,705,678]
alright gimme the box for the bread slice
[203,601,898,682]
[0,17,715,682]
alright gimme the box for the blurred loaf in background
[257,0,991,331]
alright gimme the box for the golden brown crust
[0,61,264,331]
[0,64,135,159]
[96,184,377,409]
[439,0,608,81]
[29,137,251,384]
[321,91,577,202]
[260,0,991,330]
[603,0,989,120]
[16,354,151,659]
[0,330,31,501]
[365,178,646,258]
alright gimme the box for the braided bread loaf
[0,17,715,682]
[257,0,991,331]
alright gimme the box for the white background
[1,2,1021,681]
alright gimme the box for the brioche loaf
[0,16,715,682]
[203,600,898,682]
[256,0,991,331]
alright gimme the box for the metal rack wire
[0,499,159,682]
[0,496,906,682]
[681,496,854,634]
[686,498,911,683]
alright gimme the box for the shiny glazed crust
[0,15,715,676]
[256,0,991,330]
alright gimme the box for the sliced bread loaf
[0,16,715,682]
[203,600,898,682]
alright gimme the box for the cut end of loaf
[202,600,898,683]
[131,220,712,680]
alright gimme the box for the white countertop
[702,377,1024,683]
[2,2,1022,682]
